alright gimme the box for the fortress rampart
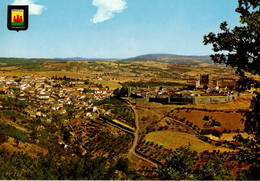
[135,94,236,105]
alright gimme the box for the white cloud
[91,0,127,23]
[12,0,46,15]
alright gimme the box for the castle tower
[196,80,200,88]
[200,74,212,87]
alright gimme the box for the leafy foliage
[0,96,34,109]
[242,91,260,138]
[0,148,142,180]
[111,106,135,127]
[158,145,197,180]
[0,122,29,142]
[115,157,130,172]
[204,0,260,179]
[194,157,232,180]
[158,145,232,180]
[38,130,58,148]
[113,87,129,97]
[204,0,260,79]
[0,130,8,145]
[94,97,123,106]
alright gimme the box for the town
[0,75,113,120]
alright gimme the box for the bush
[94,97,123,106]
[0,122,29,142]
[198,135,208,142]
[38,131,58,148]
[0,130,8,144]
[203,115,210,121]
[115,157,130,172]
[215,142,222,146]
[214,121,221,127]
[212,130,222,138]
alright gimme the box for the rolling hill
[118,53,213,65]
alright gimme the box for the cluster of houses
[0,75,113,119]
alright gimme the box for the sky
[0,0,241,59]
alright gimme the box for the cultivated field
[171,109,244,132]
[145,131,232,153]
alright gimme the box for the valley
[0,56,258,179]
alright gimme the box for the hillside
[119,54,213,65]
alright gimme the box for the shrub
[214,121,221,127]
[0,122,28,142]
[203,115,210,121]
[115,157,130,172]
[212,130,222,138]
[198,135,208,142]
[0,130,8,144]
[94,97,123,106]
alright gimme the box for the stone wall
[146,95,236,105]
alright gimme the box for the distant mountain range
[53,57,113,61]
[134,53,210,60]
[0,53,214,65]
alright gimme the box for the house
[39,94,50,100]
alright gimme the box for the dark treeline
[0,149,144,180]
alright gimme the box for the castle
[196,74,212,88]
[13,15,23,23]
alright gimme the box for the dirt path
[127,103,158,168]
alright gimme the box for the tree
[32,152,58,180]
[194,157,232,180]
[204,0,259,86]
[113,87,128,97]
[158,145,197,180]
[0,131,8,145]
[58,156,86,180]
[124,169,146,180]
[115,157,130,172]
[29,126,38,142]
[62,127,71,143]
[204,0,259,179]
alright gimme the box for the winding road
[67,98,158,168]
[126,101,158,168]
